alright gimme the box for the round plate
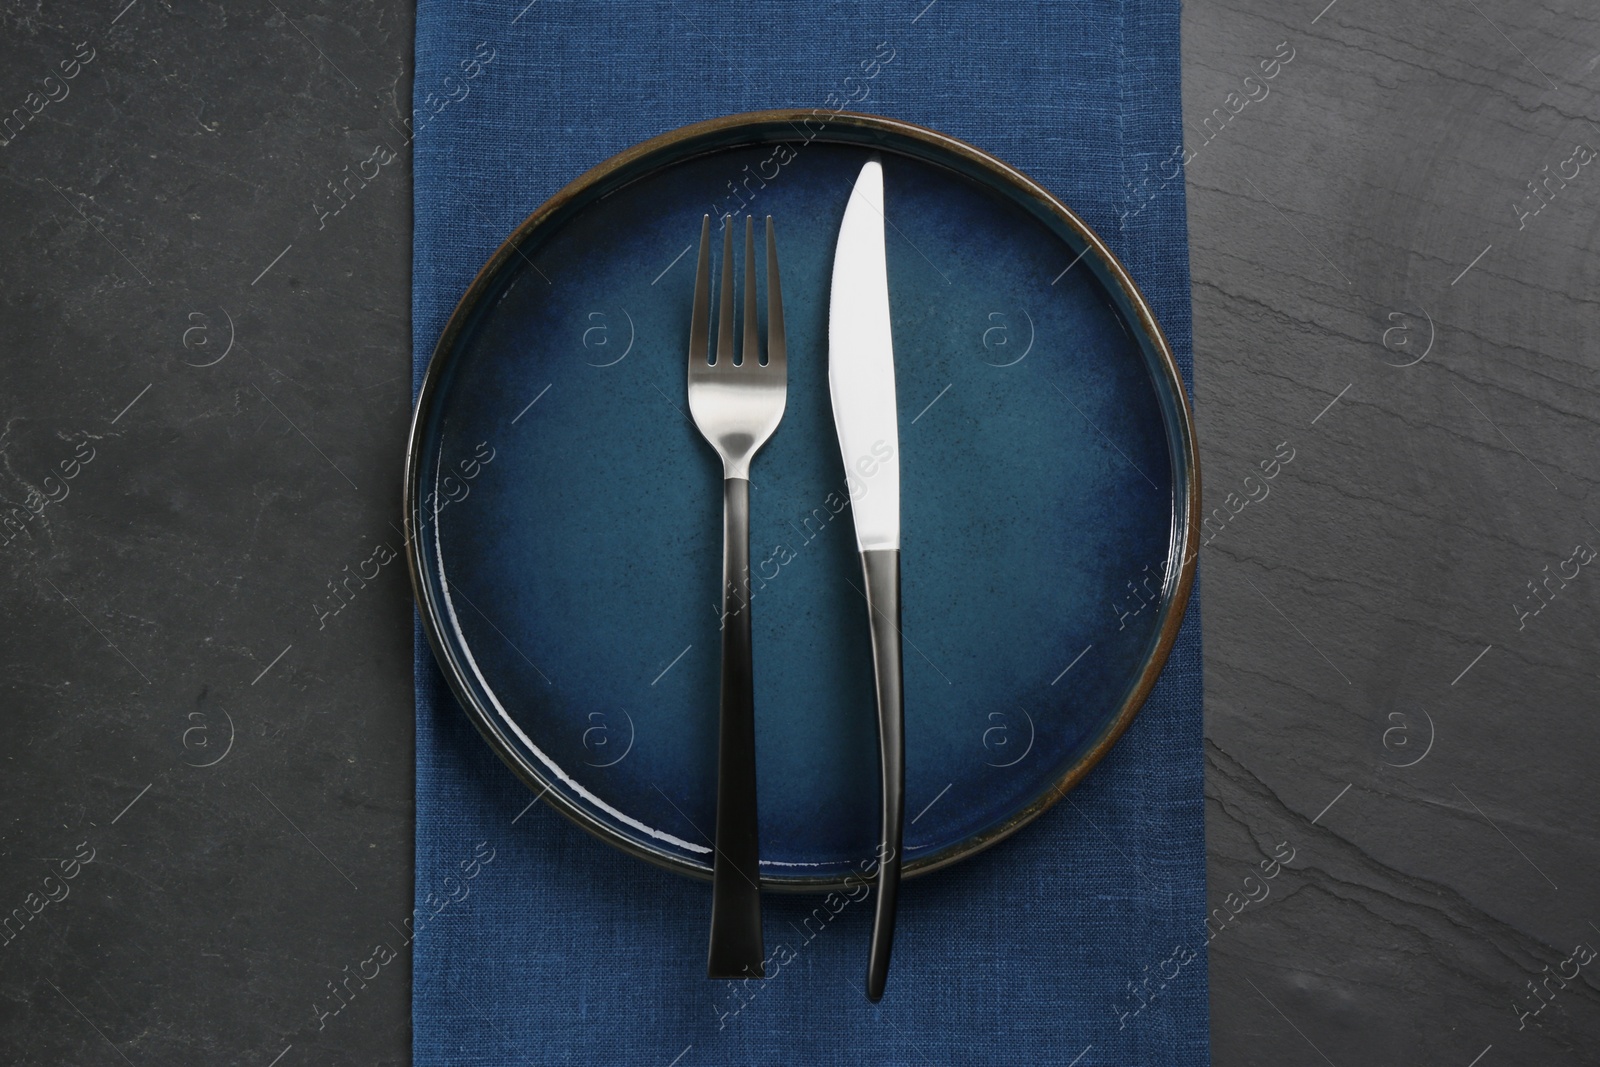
[407,111,1198,890]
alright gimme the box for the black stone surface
[2,0,1597,1064]
[0,1,417,1063]
[1189,1,1600,1063]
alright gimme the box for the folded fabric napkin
[412,3,1206,1063]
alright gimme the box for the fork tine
[689,215,712,369]
[716,216,735,367]
[742,216,759,367]
[765,216,785,376]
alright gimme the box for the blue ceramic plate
[407,112,1198,889]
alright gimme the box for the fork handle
[861,548,904,1002]
[708,475,765,979]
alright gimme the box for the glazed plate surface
[407,112,1198,888]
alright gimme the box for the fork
[687,213,787,979]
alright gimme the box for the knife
[828,157,904,1003]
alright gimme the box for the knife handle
[860,548,904,1002]
[708,475,765,979]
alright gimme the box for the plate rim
[405,108,1201,891]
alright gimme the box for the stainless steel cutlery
[687,161,905,998]
[687,213,787,980]
[827,158,906,1002]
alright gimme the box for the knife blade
[828,157,904,1003]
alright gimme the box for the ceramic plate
[407,111,1198,889]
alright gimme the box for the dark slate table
[1,1,1595,1063]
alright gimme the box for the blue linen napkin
[412,3,1206,1064]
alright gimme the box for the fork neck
[719,452,756,481]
